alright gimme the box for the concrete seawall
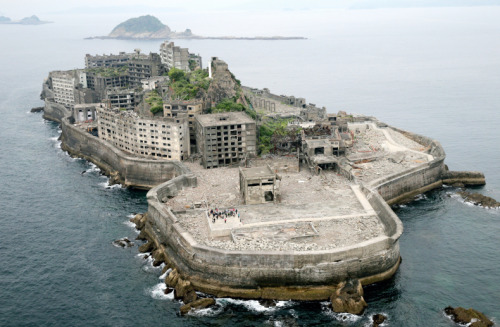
[142,123,453,300]
[43,99,191,189]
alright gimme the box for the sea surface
[0,7,499,326]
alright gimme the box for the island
[87,15,306,40]
[0,15,51,25]
[38,44,485,315]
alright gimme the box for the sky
[2,0,500,17]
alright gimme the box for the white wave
[218,298,292,313]
[321,302,362,322]
[99,181,123,190]
[123,220,137,229]
[413,194,427,201]
[159,268,172,280]
[85,163,100,173]
[147,282,174,300]
[186,302,224,317]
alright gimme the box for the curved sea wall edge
[44,98,484,300]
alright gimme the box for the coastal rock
[444,306,493,327]
[259,299,277,307]
[174,278,197,303]
[330,279,367,315]
[372,314,387,326]
[164,287,173,295]
[179,298,216,315]
[457,191,500,208]
[151,250,165,267]
[112,237,134,248]
[165,269,179,287]
[138,240,155,253]
[135,230,147,241]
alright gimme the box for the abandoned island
[39,42,486,316]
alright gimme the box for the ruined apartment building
[84,52,134,68]
[239,165,280,205]
[105,87,137,111]
[49,70,87,108]
[195,112,256,169]
[97,105,190,161]
[160,41,190,72]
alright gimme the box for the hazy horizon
[3,0,500,18]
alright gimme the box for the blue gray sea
[0,7,499,326]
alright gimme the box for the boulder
[330,279,367,315]
[180,298,216,315]
[444,306,493,327]
[372,314,387,327]
[135,230,147,241]
[151,250,165,266]
[457,191,500,208]
[259,299,277,307]
[165,269,179,288]
[112,237,134,248]
[183,289,198,304]
[174,278,194,302]
[164,287,173,295]
[138,241,155,253]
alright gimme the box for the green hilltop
[110,15,167,34]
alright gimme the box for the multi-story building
[86,69,130,99]
[160,41,190,72]
[128,53,164,86]
[49,70,88,109]
[105,87,138,110]
[195,112,257,169]
[97,105,190,161]
[85,52,134,68]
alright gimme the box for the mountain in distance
[0,15,52,25]
[89,15,306,40]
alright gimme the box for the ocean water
[0,7,499,326]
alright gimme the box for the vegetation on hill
[145,90,164,115]
[258,118,296,155]
[168,68,210,100]
[111,15,166,34]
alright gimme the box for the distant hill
[108,15,171,38]
[0,15,51,25]
[88,14,305,40]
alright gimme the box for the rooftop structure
[84,52,136,68]
[239,165,280,205]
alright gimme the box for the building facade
[97,105,190,161]
[195,112,257,169]
[160,41,190,72]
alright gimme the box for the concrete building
[49,70,89,109]
[85,52,134,68]
[239,165,280,204]
[97,105,190,161]
[189,53,202,70]
[301,125,344,173]
[195,112,257,169]
[128,53,164,86]
[72,103,100,123]
[160,41,190,72]
[141,76,168,91]
[86,69,130,100]
[105,87,138,110]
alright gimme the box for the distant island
[87,15,306,40]
[0,15,52,25]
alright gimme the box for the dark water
[1,7,499,326]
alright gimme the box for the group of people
[208,208,240,224]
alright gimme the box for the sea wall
[145,175,402,300]
[43,99,69,123]
[60,116,192,189]
[368,125,447,205]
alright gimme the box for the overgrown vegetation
[258,118,297,155]
[188,59,197,71]
[145,90,164,114]
[210,98,258,120]
[87,65,128,78]
[168,68,210,100]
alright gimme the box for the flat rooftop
[195,112,255,127]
